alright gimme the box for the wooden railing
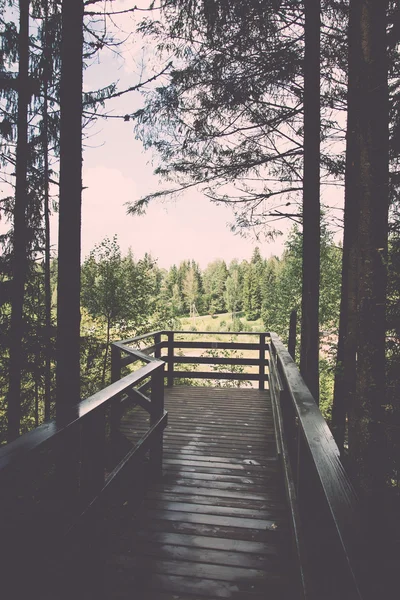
[0,328,366,599]
[112,330,269,389]
[269,332,364,600]
[0,344,167,597]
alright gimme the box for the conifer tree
[343,0,389,503]
[7,0,30,441]
[300,0,321,403]
[56,0,84,419]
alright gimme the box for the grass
[175,312,268,386]
[179,311,264,335]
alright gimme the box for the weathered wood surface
[104,386,298,599]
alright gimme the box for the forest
[77,230,342,413]
[0,0,399,576]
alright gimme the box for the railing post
[154,332,161,358]
[167,331,174,387]
[110,344,122,462]
[111,343,121,383]
[150,362,165,477]
[259,333,266,390]
[288,309,297,361]
[81,409,106,505]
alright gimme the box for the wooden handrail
[269,332,363,599]
[0,357,164,473]
[0,339,167,596]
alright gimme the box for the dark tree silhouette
[56,0,84,421]
[300,0,321,404]
[333,0,390,506]
[7,0,30,441]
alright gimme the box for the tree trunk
[43,3,52,421]
[348,0,389,503]
[331,0,361,454]
[56,0,84,422]
[300,0,321,404]
[7,0,30,442]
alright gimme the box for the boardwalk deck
[104,386,299,599]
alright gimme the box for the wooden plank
[107,571,280,599]
[173,356,266,366]
[161,467,280,483]
[173,341,262,350]
[172,371,262,381]
[108,554,281,584]
[118,330,167,344]
[154,477,281,495]
[130,531,283,556]
[104,386,296,599]
[160,465,278,482]
[162,432,275,445]
[162,446,277,459]
[131,542,281,571]
[175,330,270,336]
[145,500,286,520]
[163,422,276,435]
[146,491,283,511]
[105,591,224,600]
[163,430,275,443]
[143,509,285,531]
[163,431,276,442]
[149,484,278,502]
[162,458,278,471]
[139,518,285,543]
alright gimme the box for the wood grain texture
[104,386,299,599]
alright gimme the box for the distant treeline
[123,226,342,338]
[0,226,341,440]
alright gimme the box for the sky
[70,0,293,268]
[1,0,344,270]
[75,0,345,268]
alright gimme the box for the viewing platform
[106,386,295,599]
[0,331,366,600]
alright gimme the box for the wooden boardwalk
[104,386,299,599]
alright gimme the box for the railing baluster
[81,408,106,505]
[149,362,165,477]
[110,344,122,462]
[55,426,80,525]
[167,331,174,387]
[288,309,297,361]
[111,343,121,383]
[154,332,161,358]
[259,333,266,390]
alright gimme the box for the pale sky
[71,1,294,268]
[2,0,344,270]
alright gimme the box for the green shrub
[232,318,243,332]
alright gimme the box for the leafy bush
[319,358,334,423]
[232,318,243,332]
